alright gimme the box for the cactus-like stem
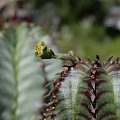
[34,41,79,64]
[53,51,79,64]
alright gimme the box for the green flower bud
[34,41,55,59]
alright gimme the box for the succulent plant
[35,42,120,120]
[0,23,62,120]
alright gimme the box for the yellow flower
[34,42,44,56]
[34,41,55,59]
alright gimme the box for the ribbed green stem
[12,43,19,120]
[53,51,79,64]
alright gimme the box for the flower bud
[34,41,55,59]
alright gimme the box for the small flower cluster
[34,41,55,59]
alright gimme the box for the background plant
[0,23,62,120]
[37,45,120,120]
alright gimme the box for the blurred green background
[0,0,120,59]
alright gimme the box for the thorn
[77,57,81,61]
[107,56,113,62]
[52,95,57,99]
[44,81,53,88]
[55,73,61,75]
[52,106,55,110]
[75,57,80,63]
[116,57,120,64]
[68,51,74,56]
[43,94,50,99]
[94,55,101,67]
[43,113,46,117]
[46,108,49,112]
[86,57,92,63]
[96,55,100,61]
[55,82,61,88]
[110,61,115,64]
[43,89,53,98]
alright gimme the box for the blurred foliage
[34,0,106,25]
[56,22,120,59]
[1,0,120,27]
[33,0,120,25]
